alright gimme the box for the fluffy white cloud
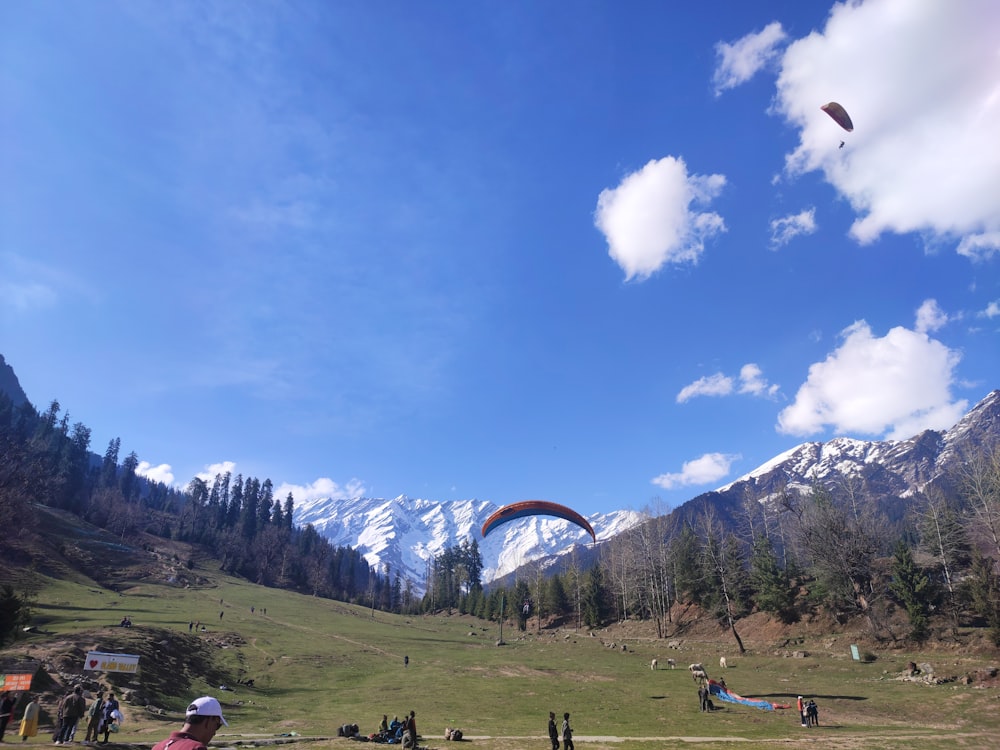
[196,461,237,484]
[677,364,777,403]
[713,22,787,95]
[738,364,779,397]
[777,320,967,439]
[275,476,367,504]
[776,0,1000,250]
[136,461,175,486]
[769,208,817,248]
[652,452,741,490]
[677,373,733,403]
[980,300,1000,319]
[914,299,950,334]
[595,156,726,281]
[957,233,1000,262]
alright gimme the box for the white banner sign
[84,651,140,673]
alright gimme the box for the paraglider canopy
[821,102,854,132]
[481,500,596,543]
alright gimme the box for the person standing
[99,694,120,744]
[18,695,40,742]
[150,696,228,750]
[0,692,17,742]
[547,711,559,750]
[55,686,86,744]
[83,691,105,744]
[561,713,574,750]
[698,684,709,712]
[796,695,806,727]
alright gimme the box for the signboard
[0,673,33,690]
[84,652,140,673]
[850,644,861,661]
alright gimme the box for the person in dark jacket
[55,687,86,744]
[547,711,559,750]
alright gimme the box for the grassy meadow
[4,533,1000,750]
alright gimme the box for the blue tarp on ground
[707,679,788,711]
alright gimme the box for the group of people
[796,695,820,727]
[369,711,418,746]
[546,711,573,750]
[52,686,122,744]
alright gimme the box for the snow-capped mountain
[293,494,643,591]
[690,389,1000,526]
[293,391,999,592]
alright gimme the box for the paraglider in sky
[821,102,854,132]
[481,500,597,543]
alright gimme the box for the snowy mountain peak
[293,495,642,592]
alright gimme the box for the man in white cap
[151,696,228,750]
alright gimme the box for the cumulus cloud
[713,21,788,95]
[652,452,741,490]
[196,461,238,483]
[677,364,777,403]
[769,208,817,248]
[275,476,368,504]
[738,364,779,397]
[914,299,950,334]
[777,320,967,439]
[595,156,727,281]
[775,0,1000,251]
[980,300,1000,319]
[136,461,175,486]
[957,233,1000,262]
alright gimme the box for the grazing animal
[719,656,728,669]
[650,658,658,671]
[688,663,704,673]
[691,669,709,682]
[666,658,676,669]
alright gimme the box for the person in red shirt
[152,696,228,750]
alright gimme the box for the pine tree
[889,540,931,642]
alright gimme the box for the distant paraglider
[821,102,854,132]
[481,500,597,543]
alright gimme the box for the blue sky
[3,0,998,518]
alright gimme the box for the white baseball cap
[186,696,228,726]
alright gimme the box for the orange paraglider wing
[821,102,854,132]
[481,500,596,543]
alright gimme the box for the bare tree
[958,444,1000,559]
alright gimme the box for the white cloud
[980,300,1000,319]
[652,452,741,490]
[957,233,1000,262]
[713,22,788,95]
[196,461,238,484]
[677,373,733,403]
[595,156,727,281]
[914,299,950,334]
[136,461,175,486]
[677,364,778,403]
[738,363,779,398]
[275,476,367,504]
[777,320,967,439]
[775,0,1000,251]
[769,208,817,248]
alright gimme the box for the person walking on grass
[547,711,560,750]
[151,696,228,750]
[561,713,574,750]
[98,694,120,744]
[54,686,86,744]
[18,695,40,742]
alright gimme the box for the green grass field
[4,535,999,750]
